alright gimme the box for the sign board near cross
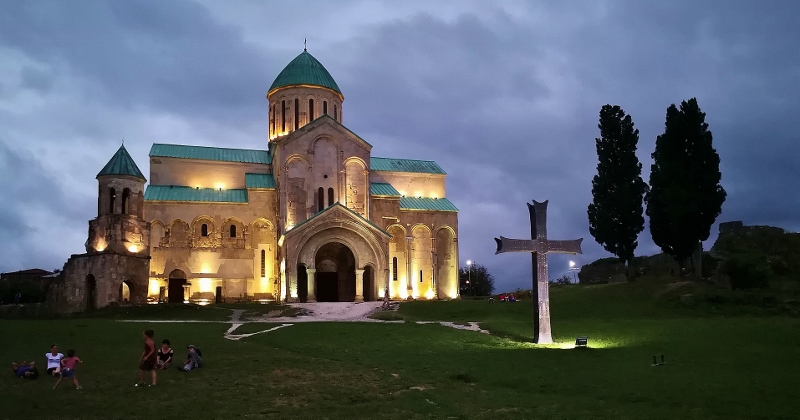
[494,200,583,344]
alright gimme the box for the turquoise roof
[144,185,248,203]
[268,50,341,95]
[370,157,446,174]
[245,173,276,189]
[399,197,458,212]
[370,183,400,197]
[97,145,146,181]
[149,144,272,164]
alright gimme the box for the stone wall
[369,171,446,199]
[144,189,279,301]
[268,85,343,139]
[149,157,269,189]
[49,252,150,314]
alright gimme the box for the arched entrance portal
[119,281,132,303]
[362,266,374,301]
[85,274,97,310]
[314,242,356,302]
[168,270,187,303]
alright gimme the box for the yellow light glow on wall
[278,235,285,247]
[95,239,107,252]
[214,183,225,189]
[148,279,161,296]
[414,191,423,198]
[398,190,407,196]
[425,289,435,300]
[198,278,212,293]
[399,289,408,299]
[127,244,139,253]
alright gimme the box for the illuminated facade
[51,49,459,311]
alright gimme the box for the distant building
[49,49,459,313]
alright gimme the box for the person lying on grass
[11,361,39,379]
[156,339,173,370]
[53,349,82,390]
[46,344,64,377]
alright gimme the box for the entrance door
[85,275,97,310]
[362,266,374,301]
[316,273,339,302]
[297,265,308,302]
[168,278,186,303]
[168,270,187,304]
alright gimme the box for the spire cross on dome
[304,38,307,51]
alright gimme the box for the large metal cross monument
[495,200,583,344]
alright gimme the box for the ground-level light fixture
[575,337,588,347]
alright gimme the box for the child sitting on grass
[53,349,82,389]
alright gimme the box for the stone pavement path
[119,302,490,340]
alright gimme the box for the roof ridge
[150,143,268,153]
[371,156,439,163]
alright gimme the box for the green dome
[268,50,341,95]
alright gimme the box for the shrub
[550,275,572,286]
[721,253,772,290]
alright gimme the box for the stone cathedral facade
[49,49,459,312]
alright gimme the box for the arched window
[271,104,275,135]
[323,101,328,115]
[260,249,266,277]
[317,187,324,211]
[334,104,338,121]
[309,99,315,121]
[201,224,208,237]
[121,188,131,215]
[294,98,299,130]
[230,225,237,238]
[328,187,334,206]
[109,188,116,214]
[393,257,398,281]
[420,270,423,283]
[281,100,286,131]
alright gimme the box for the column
[405,236,413,294]
[182,284,191,303]
[431,237,438,299]
[355,269,365,302]
[306,268,317,303]
[383,268,390,300]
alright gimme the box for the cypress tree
[646,98,726,273]
[588,105,648,276]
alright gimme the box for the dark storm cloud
[1,1,798,292]
[0,0,271,123]
[0,139,92,270]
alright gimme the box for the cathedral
[49,49,460,312]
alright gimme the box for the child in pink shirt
[53,349,82,390]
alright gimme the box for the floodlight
[575,337,588,347]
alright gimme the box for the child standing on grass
[53,349,82,389]
[136,329,157,387]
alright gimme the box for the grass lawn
[2,278,799,419]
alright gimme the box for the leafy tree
[587,105,648,276]
[458,263,495,296]
[646,98,726,273]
